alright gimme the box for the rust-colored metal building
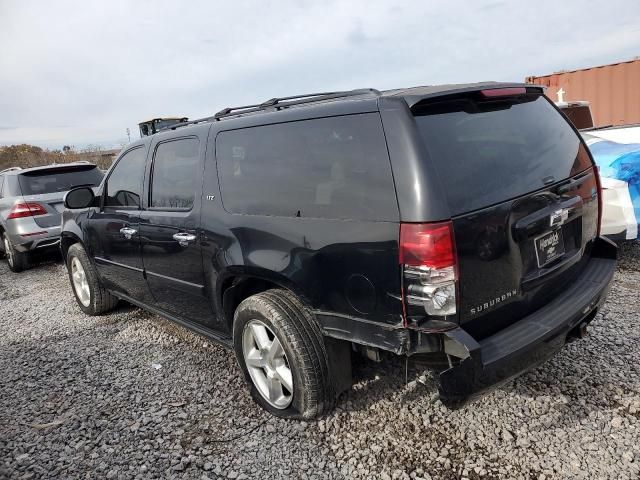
[526,58,640,127]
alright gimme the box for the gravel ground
[1,243,639,480]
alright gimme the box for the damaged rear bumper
[315,237,617,408]
[437,236,617,408]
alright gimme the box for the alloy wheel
[4,237,14,268]
[71,257,91,307]
[242,319,294,409]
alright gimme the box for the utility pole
[126,128,131,142]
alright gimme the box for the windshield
[18,166,103,195]
[413,94,592,215]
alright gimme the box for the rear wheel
[233,289,334,419]
[3,233,29,273]
[67,243,118,315]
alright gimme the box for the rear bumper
[6,221,61,252]
[438,236,617,408]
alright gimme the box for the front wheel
[233,289,334,419]
[67,243,118,315]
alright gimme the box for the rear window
[216,113,397,221]
[18,166,103,195]
[413,94,592,215]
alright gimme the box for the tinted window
[217,114,397,220]
[105,147,147,208]
[17,166,103,195]
[151,138,200,210]
[414,94,592,215]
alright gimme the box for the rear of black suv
[60,83,616,418]
[380,84,616,406]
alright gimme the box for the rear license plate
[534,229,565,268]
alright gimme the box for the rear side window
[105,147,147,208]
[18,166,103,196]
[150,138,200,210]
[413,94,592,215]
[216,113,397,221]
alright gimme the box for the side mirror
[64,187,95,209]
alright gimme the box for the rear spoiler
[402,83,545,110]
[19,163,98,176]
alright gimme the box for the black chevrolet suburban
[61,83,617,419]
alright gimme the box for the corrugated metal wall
[526,59,640,128]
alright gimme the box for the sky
[1,0,639,149]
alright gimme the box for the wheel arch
[218,270,311,332]
[60,231,84,261]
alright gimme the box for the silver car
[0,162,103,272]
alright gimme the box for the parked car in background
[586,124,640,145]
[61,84,616,419]
[582,133,640,240]
[552,99,639,241]
[0,162,103,272]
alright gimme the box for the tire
[3,233,29,273]
[233,289,334,419]
[67,243,118,315]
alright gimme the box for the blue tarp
[588,139,640,239]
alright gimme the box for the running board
[110,292,233,349]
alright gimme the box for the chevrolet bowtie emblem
[550,208,569,227]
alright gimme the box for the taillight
[400,221,458,324]
[593,165,603,236]
[7,202,48,219]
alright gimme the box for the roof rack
[0,167,22,174]
[216,88,380,119]
[160,88,380,133]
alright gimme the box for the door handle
[119,227,137,239]
[172,232,196,247]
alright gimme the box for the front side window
[105,147,147,208]
[216,113,397,221]
[150,138,200,210]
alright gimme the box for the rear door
[139,131,213,324]
[84,146,150,301]
[412,90,599,338]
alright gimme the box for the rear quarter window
[216,113,398,221]
[413,94,592,215]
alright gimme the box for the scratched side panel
[200,210,404,330]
